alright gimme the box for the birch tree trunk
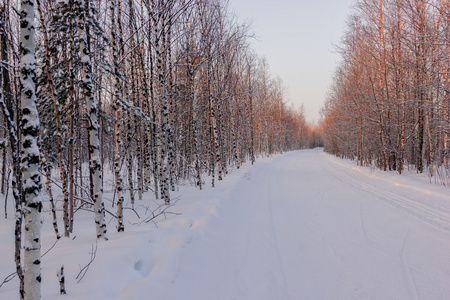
[41,157,60,239]
[247,63,255,165]
[19,1,43,298]
[187,55,202,189]
[153,9,170,205]
[75,0,107,240]
[149,46,159,200]
[0,2,5,196]
[128,0,143,200]
[0,3,24,294]
[110,0,125,232]
[67,0,76,233]
[167,9,176,192]
[36,0,71,237]
[141,1,160,199]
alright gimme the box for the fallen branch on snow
[76,241,98,283]
[138,198,182,227]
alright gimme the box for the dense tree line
[1,0,311,298]
[321,0,450,184]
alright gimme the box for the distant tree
[110,0,125,232]
[321,0,450,183]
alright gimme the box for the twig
[76,241,98,283]
[0,272,16,289]
[138,198,181,226]
[76,206,117,219]
[42,237,61,257]
[124,206,140,218]
[4,169,10,219]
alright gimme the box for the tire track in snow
[399,230,420,300]
[317,152,450,233]
[314,151,450,298]
[266,155,356,300]
[156,150,450,300]
[266,176,289,296]
[230,166,290,299]
[240,157,312,299]
[358,202,369,243]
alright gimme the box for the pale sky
[228,0,355,123]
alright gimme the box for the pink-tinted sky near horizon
[229,0,355,123]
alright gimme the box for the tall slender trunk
[68,0,76,233]
[153,10,170,204]
[36,0,70,237]
[188,59,201,189]
[1,130,6,195]
[136,6,151,193]
[110,0,125,232]
[230,102,240,168]
[76,0,107,240]
[150,51,159,199]
[208,68,222,182]
[1,3,24,296]
[0,3,6,196]
[167,9,176,192]
[144,9,159,199]
[247,64,255,165]
[41,157,60,239]
[19,1,43,298]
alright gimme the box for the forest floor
[1,148,450,299]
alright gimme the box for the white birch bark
[127,113,135,207]
[139,0,159,198]
[136,127,143,201]
[57,265,66,294]
[211,93,223,180]
[75,0,107,240]
[153,12,170,205]
[247,63,255,164]
[149,47,159,200]
[128,0,143,201]
[41,158,60,239]
[110,0,125,232]
[19,1,42,298]
[187,56,202,189]
[197,1,222,184]
[167,8,176,193]
[183,5,202,189]
[230,107,240,169]
[1,5,25,296]
[37,0,71,237]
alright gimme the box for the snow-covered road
[2,148,450,299]
[155,149,450,299]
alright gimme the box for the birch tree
[19,0,43,298]
[0,2,26,296]
[75,0,107,239]
[110,0,125,232]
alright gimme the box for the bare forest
[321,0,450,185]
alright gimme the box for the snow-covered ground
[1,148,450,299]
